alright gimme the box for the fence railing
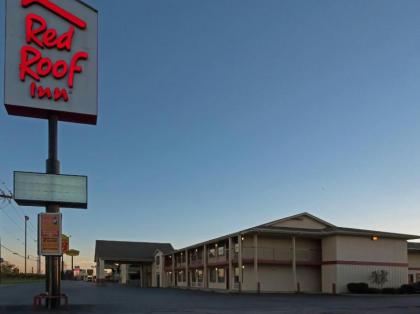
[242,246,321,263]
[208,255,228,264]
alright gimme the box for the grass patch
[0,278,43,285]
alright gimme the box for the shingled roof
[95,240,173,262]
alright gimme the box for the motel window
[177,270,184,282]
[210,268,217,283]
[198,270,203,282]
[409,274,414,284]
[234,267,240,283]
[191,270,197,282]
[209,248,216,258]
[234,243,239,253]
[217,268,225,283]
[218,246,225,256]
[155,256,160,266]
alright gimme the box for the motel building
[95,213,420,293]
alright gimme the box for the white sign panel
[4,0,98,125]
[14,171,88,209]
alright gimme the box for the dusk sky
[1,0,420,271]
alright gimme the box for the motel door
[226,268,229,290]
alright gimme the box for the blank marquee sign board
[4,0,98,124]
[14,172,88,209]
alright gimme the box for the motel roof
[408,242,420,252]
[165,212,420,255]
[95,240,173,262]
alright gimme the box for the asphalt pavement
[1,281,420,314]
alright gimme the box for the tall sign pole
[46,116,60,308]
[4,0,98,309]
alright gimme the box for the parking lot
[1,281,420,314]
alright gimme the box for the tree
[369,270,388,288]
[1,261,19,274]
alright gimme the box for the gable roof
[164,212,420,255]
[258,212,335,229]
[94,240,173,262]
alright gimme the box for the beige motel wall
[240,236,322,293]
[322,235,408,293]
[408,251,420,283]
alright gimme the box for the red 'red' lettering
[68,52,88,88]
[26,14,46,48]
[57,27,74,51]
[26,13,74,51]
[42,28,57,48]
[20,46,41,81]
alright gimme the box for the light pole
[0,237,2,285]
[24,216,29,274]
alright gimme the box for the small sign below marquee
[38,212,62,256]
[4,0,98,125]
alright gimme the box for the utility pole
[24,216,29,274]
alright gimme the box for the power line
[0,207,25,233]
[9,202,38,237]
[0,181,37,239]
[1,244,39,262]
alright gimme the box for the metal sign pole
[46,116,61,309]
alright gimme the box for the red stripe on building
[322,260,408,267]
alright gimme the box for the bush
[367,288,381,294]
[347,282,369,293]
[382,288,398,294]
[412,282,420,292]
[400,284,415,294]
[2,273,45,280]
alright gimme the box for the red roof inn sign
[5,0,98,125]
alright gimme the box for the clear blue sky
[1,0,420,270]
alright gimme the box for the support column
[171,253,175,287]
[203,245,208,288]
[254,233,259,292]
[120,264,128,284]
[97,258,105,281]
[238,235,243,292]
[185,250,189,287]
[228,237,233,290]
[292,236,297,292]
[140,264,144,288]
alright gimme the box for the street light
[24,216,29,274]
